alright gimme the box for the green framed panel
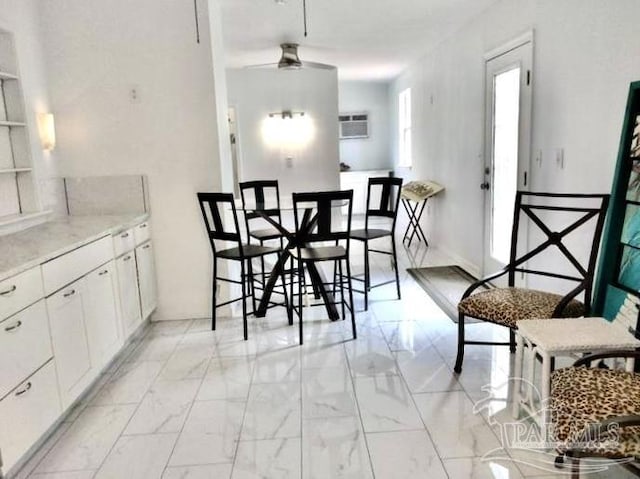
[594,80,640,330]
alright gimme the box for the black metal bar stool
[197,192,288,340]
[350,176,403,310]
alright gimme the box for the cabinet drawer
[0,360,61,473]
[113,228,135,257]
[133,221,151,246]
[0,301,52,399]
[0,267,44,320]
[42,236,113,296]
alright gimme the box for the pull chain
[303,0,308,37]
[194,0,201,44]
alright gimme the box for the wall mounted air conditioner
[339,113,369,139]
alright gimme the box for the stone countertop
[0,213,149,282]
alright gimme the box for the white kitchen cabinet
[135,241,157,321]
[0,361,61,472]
[46,280,93,408]
[0,266,43,320]
[0,300,52,399]
[0,215,156,477]
[83,261,122,372]
[116,252,141,338]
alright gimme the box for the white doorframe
[482,32,534,282]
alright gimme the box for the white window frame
[398,87,412,168]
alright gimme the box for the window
[398,88,412,167]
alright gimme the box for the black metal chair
[197,192,286,340]
[239,180,284,244]
[350,176,403,310]
[454,191,610,373]
[290,190,356,344]
[551,350,640,478]
[239,180,285,289]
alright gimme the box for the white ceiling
[219,0,500,81]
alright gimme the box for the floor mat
[407,265,488,322]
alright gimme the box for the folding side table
[400,180,444,247]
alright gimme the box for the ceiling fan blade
[302,61,336,70]
[244,62,278,69]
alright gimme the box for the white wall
[338,81,391,171]
[0,0,60,212]
[227,68,340,199]
[390,0,640,281]
[39,0,226,320]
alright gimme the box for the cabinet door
[46,280,93,408]
[116,253,141,338]
[84,261,122,372]
[135,242,157,320]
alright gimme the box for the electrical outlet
[285,157,293,169]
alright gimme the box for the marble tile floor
[15,235,637,479]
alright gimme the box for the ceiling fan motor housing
[278,43,302,69]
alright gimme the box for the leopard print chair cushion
[551,366,640,458]
[457,287,585,329]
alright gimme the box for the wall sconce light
[38,113,56,151]
[262,110,314,148]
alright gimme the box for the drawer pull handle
[0,285,17,296]
[124,255,132,262]
[99,269,109,276]
[4,320,22,332]
[121,233,129,238]
[15,382,32,396]
[142,244,151,250]
[63,289,76,298]
[139,224,148,229]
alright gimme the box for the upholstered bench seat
[458,287,585,329]
[551,366,640,458]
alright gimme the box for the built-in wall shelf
[0,71,18,80]
[0,168,32,174]
[0,27,42,226]
[0,120,26,127]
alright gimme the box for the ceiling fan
[246,43,335,71]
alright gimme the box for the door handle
[480,182,491,190]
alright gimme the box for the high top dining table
[236,198,344,321]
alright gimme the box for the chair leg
[260,239,266,289]
[571,458,580,479]
[212,257,218,331]
[454,313,465,374]
[509,329,516,354]
[247,258,257,315]
[339,259,346,320]
[289,257,294,326]
[391,235,401,300]
[240,260,248,341]
[281,268,292,326]
[298,259,304,345]
[345,259,357,339]
[364,240,370,311]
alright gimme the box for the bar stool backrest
[365,177,403,231]
[292,190,354,244]
[239,180,281,233]
[197,192,242,254]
